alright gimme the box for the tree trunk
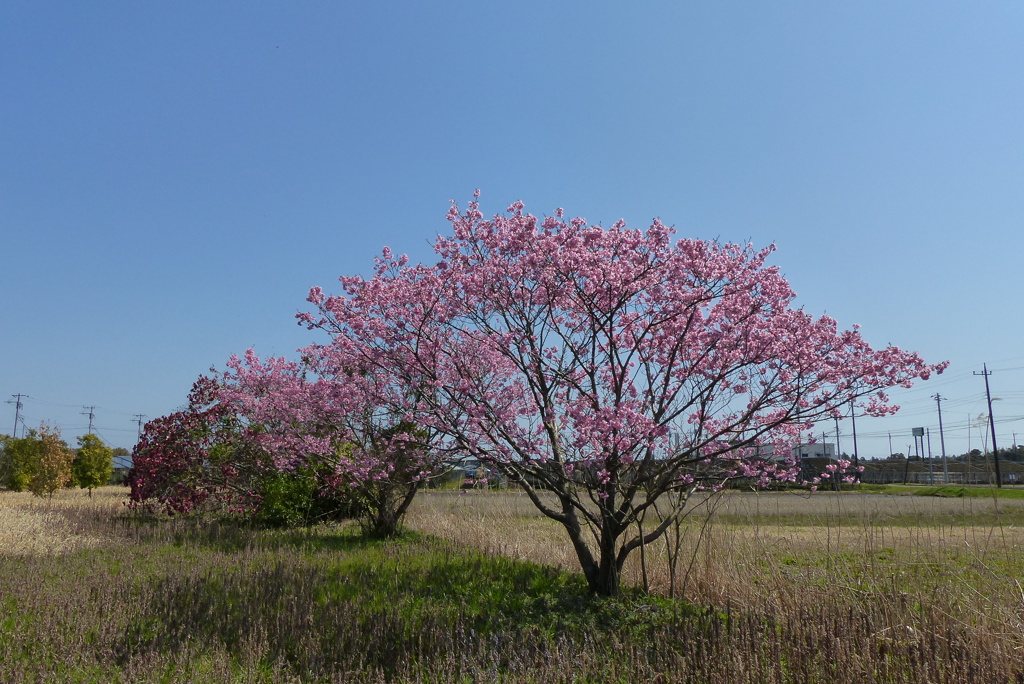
[562,513,624,596]
[591,524,623,596]
[531,488,629,596]
[361,482,420,538]
[591,558,621,596]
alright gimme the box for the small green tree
[27,426,74,498]
[73,433,114,496]
[0,430,41,491]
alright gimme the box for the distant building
[792,443,836,459]
[748,443,777,460]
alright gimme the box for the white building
[792,442,836,459]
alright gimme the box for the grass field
[1,486,1022,682]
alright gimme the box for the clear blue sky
[2,2,1022,460]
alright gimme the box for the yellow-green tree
[73,433,114,496]
[27,426,73,498]
[0,431,39,491]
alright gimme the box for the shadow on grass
[115,510,384,556]
[114,527,722,678]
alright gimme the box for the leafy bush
[254,465,358,527]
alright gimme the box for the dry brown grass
[0,485,129,555]
[407,488,1024,648]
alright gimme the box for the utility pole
[850,398,859,468]
[927,428,934,485]
[824,427,839,490]
[6,394,27,438]
[81,406,96,434]
[974,364,1002,488]
[967,414,972,472]
[903,442,913,484]
[133,414,146,440]
[933,394,949,484]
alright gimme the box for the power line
[839,413,1024,440]
[22,396,144,418]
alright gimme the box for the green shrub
[254,466,359,527]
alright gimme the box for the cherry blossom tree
[300,195,946,596]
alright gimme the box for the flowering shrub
[128,377,245,515]
[217,350,438,537]
[129,376,353,524]
[130,356,437,537]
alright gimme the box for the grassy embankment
[1,486,1022,682]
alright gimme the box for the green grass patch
[916,485,1024,499]
[856,483,1024,499]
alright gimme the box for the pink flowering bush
[299,195,947,595]
[130,348,438,536]
[217,349,439,537]
[227,351,440,533]
[128,374,356,526]
[129,376,242,516]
